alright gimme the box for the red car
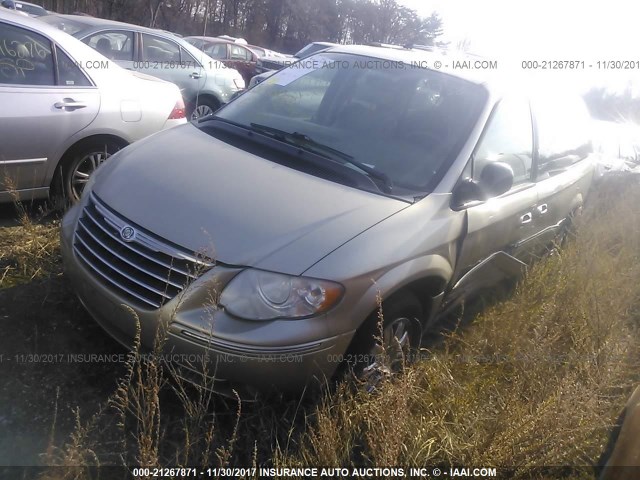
[184,36,260,84]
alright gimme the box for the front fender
[339,254,453,333]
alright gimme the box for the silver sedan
[40,14,247,121]
[0,10,187,203]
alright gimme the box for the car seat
[96,38,112,58]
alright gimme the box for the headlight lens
[220,269,343,320]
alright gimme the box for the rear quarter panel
[41,73,184,187]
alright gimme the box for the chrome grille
[73,193,213,309]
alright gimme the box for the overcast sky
[398,0,640,93]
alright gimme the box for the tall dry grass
[0,177,60,289]
[288,177,640,473]
[34,176,640,478]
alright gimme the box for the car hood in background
[93,125,409,274]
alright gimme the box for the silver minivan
[61,46,595,393]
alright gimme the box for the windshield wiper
[249,123,393,193]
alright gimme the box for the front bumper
[60,204,353,393]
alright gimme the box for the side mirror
[452,161,514,207]
[478,161,514,198]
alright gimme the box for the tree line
[36,1,637,124]
[38,0,443,53]
[585,87,640,124]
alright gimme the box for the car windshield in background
[39,15,88,36]
[211,52,487,195]
[15,2,47,16]
[294,43,331,58]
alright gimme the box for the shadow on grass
[0,275,127,466]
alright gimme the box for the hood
[92,125,408,275]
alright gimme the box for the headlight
[220,269,343,320]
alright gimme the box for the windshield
[16,2,46,15]
[212,52,487,195]
[39,15,88,35]
[294,43,333,58]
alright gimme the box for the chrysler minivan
[61,46,595,393]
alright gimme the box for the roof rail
[366,42,409,50]
[405,43,450,55]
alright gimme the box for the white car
[0,10,187,203]
[1,1,47,17]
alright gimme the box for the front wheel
[54,141,122,205]
[352,293,423,392]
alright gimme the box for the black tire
[189,96,221,121]
[349,292,423,391]
[52,140,122,206]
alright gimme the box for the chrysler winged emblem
[120,225,136,242]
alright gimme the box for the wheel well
[51,134,128,192]
[399,276,447,317]
[561,204,584,241]
[191,93,222,108]
[361,276,448,330]
[57,134,128,170]
[345,276,448,357]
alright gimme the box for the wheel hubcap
[71,150,110,199]
[191,104,214,121]
[362,316,414,391]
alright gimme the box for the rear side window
[84,31,134,61]
[141,33,180,62]
[474,97,533,186]
[230,44,250,60]
[185,38,204,49]
[204,43,226,59]
[534,94,592,174]
[56,47,92,86]
[0,22,54,85]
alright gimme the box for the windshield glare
[214,52,487,194]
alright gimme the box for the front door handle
[537,204,549,214]
[520,212,533,225]
[54,98,87,111]
[189,72,202,79]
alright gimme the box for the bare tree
[38,0,443,53]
